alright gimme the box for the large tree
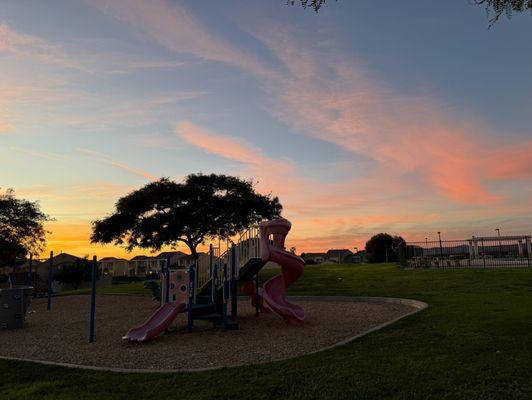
[91,174,282,259]
[0,189,50,266]
[365,233,406,264]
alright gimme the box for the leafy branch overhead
[288,0,531,25]
[91,174,282,259]
[472,0,532,23]
[287,0,333,12]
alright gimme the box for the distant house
[326,249,357,264]
[33,253,82,277]
[99,257,129,277]
[302,253,327,264]
[156,251,188,268]
[128,255,160,277]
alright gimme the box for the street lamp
[437,232,443,260]
[496,228,502,259]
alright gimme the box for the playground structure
[124,218,305,342]
[0,287,33,330]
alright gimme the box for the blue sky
[1,0,531,256]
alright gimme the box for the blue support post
[165,254,171,304]
[89,256,97,343]
[187,264,195,333]
[222,263,228,331]
[47,251,54,311]
[159,258,164,307]
[230,244,237,320]
[27,254,33,287]
[209,244,214,302]
[212,262,218,310]
[255,272,260,317]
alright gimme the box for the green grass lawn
[2,263,532,400]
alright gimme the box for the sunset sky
[1,0,531,258]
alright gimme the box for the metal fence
[400,235,532,269]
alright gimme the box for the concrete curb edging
[0,296,428,374]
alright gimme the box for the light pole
[496,228,502,259]
[385,246,395,263]
[438,232,443,260]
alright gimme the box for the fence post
[27,254,33,287]
[527,237,531,268]
[47,251,54,311]
[481,239,486,269]
[89,256,97,343]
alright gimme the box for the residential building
[302,252,327,264]
[98,257,129,277]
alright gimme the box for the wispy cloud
[77,148,157,181]
[87,0,268,75]
[9,146,67,162]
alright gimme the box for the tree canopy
[54,258,93,290]
[0,189,50,266]
[365,233,405,263]
[91,174,282,259]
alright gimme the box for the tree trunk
[189,244,199,263]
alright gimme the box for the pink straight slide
[123,302,186,342]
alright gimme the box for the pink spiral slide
[257,219,305,324]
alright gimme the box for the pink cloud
[249,29,532,205]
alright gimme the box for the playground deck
[0,295,417,371]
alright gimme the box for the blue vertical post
[89,256,97,343]
[255,272,260,317]
[212,262,218,310]
[27,254,33,287]
[187,264,195,333]
[222,263,228,331]
[47,251,54,311]
[230,244,237,321]
[209,244,214,302]
[159,258,164,307]
[165,255,171,304]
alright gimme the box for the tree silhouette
[54,258,92,290]
[91,174,282,260]
[365,233,405,263]
[0,189,50,266]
